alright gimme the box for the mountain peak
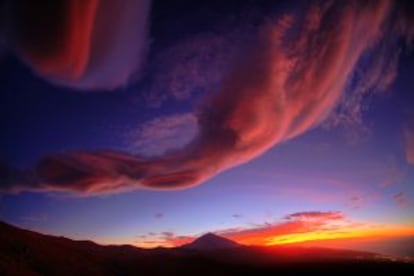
[200,232,217,239]
[182,232,241,250]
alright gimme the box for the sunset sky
[1,0,414,257]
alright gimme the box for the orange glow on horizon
[263,226,414,246]
[226,225,414,247]
[130,224,414,249]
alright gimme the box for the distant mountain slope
[182,232,241,250]
[0,221,146,275]
[0,221,413,276]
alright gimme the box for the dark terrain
[0,221,413,275]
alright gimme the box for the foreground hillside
[0,221,413,275]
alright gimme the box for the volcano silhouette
[182,232,241,250]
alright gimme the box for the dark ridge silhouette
[182,232,242,250]
[0,221,413,276]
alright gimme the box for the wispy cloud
[144,29,253,107]
[1,1,413,195]
[325,1,414,134]
[284,211,344,221]
[127,113,197,156]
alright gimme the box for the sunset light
[1,0,413,274]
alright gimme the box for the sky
[1,0,414,257]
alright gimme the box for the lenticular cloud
[1,1,412,195]
[9,0,150,90]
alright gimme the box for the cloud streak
[9,0,150,90]
[324,0,414,131]
[1,1,412,195]
[284,211,344,221]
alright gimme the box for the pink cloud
[1,1,412,194]
[10,0,151,90]
[324,1,414,132]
